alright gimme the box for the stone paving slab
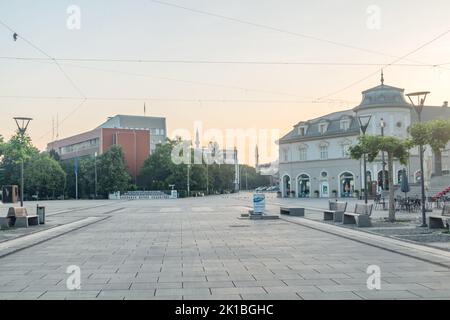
[0,195,449,300]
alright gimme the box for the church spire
[381,69,384,85]
[195,128,200,149]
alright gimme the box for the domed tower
[353,73,412,139]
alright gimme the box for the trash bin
[37,205,45,224]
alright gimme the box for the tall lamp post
[358,114,372,204]
[13,117,33,207]
[94,152,98,199]
[406,91,430,227]
[380,118,387,210]
[187,163,190,197]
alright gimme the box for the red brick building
[48,115,166,182]
[48,127,150,182]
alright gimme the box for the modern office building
[47,115,167,181]
[98,115,166,153]
[278,77,450,198]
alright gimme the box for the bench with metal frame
[343,203,373,227]
[428,204,450,229]
[323,201,348,222]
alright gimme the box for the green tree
[208,163,234,193]
[61,159,77,199]
[138,141,173,190]
[97,145,131,197]
[349,135,410,222]
[25,153,66,199]
[48,149,61,161]
[240,165,271,190]
[0,134,5,155]
[139,139,253,196]
[61,157,97,199]
[0,131,39,186]
[0,135,5,186]
[190,164,207,192]
[410,119,450,176]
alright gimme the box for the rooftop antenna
[144,102,146,116]
[56,113,59,140]
[52,116,55,142]
[255,144,260,173]
[381,69,384,85]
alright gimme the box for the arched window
[282,175,291,197]
[340,172,355,197]
[397,170,404,184]
[378,170,389,190]
[297,174,310,198]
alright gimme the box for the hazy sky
[1,0,450,164]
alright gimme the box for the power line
[36,98,87,142]
[148,0,440,68]
[317,28,450,101]
[50,61,323,100]
[4,55,355,102]
[0,18,89,142]
[0,19,86,99]
[0,95,355,104]
[11,94,352,143]
[0,56,443,67]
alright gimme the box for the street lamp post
[74,156,79,200]
[13,117,33,208]
[406,91,430,227]
[206,162,209,195]
[94,152,98,199]
[246,170,248,190]
[187,163,190,197]
[358,114,372,204]
[380,118,386,210]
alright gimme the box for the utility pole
[206,162,209,195]
[406,91,430,227]
[13,117,33,207]
[74,157,79,200]
[380,118,386,210]
[358,115,372,204]
[234,148,240,192]
[187,164,190,197]
[246,169,248,190]
[94,152,98,199]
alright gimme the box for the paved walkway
[0,195,449,300]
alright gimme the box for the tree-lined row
[138,139,269,196]
[0,134,268,200]
[349,119,450,222]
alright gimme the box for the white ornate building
[278,78,450,198]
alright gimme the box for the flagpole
[74,157,79,200]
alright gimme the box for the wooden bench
[428,204,450,229]
[343,203,373,227]
[0,207,39,229]
[280,207,305,217]
[323,201,348,222]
